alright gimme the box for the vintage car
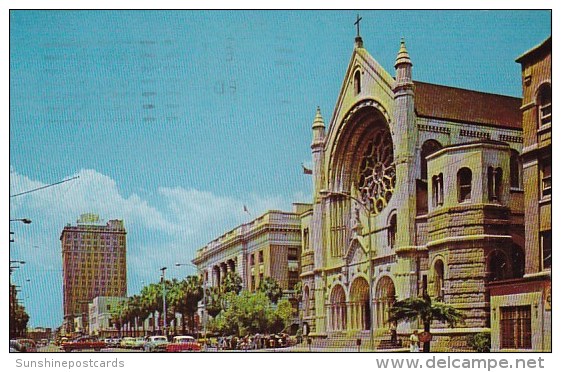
[16,339,37,352]
[144,336,169,352]
[120,337,136,349]
[61,336,106,352]
[166,336,201,352]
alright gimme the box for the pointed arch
[329,285,347,331]
[374,276,396,329]
[349,277,371,331]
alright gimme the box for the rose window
[357,128,395,215]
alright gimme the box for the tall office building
[61,213,127,334]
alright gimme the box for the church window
[488,167,503,202]
[540,156,551,198]
[357,128,396,215]
[354,70,361,95]
[488,250,508,281]
[388,214,397,249]
[433,260,445,300]
[510,150,522,188]
[541,230,552,270]
[537,83,551,127]
[457,168,472,203]
[420,140,442,181]
[512,244,525,278]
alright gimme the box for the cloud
[9,168,296,327]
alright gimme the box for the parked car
[131,337,146,350]
[120,337,136,349]
[61,336,105,352]
[166,336,201,352]
[17,339,37,352]
[10,339,26,352]
[104,338,121,348]
[144,336,169,352]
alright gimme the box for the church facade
[300,34,527,350]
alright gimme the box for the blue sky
[8,10,551,328]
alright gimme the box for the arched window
[488,167,503,202]
[510,150,522,188]
[354,70,361,95]
[388,214,397,249]
[432,175,439,207]
[420,140,443,181]
[303,286,310,317]
[457,167,472,203]
[537,84,551,127]
[431,173,444,207]
[434,259,445,300]
[512,244,525,278]
[488,251,508,281]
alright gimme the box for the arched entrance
[329,285,347,331]
[375,276,396,329]
[349,277,371,331]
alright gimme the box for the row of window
[249,251,264,265]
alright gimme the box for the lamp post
[320,189,375,350]
[160,267,167,337]
[175,262,207,346]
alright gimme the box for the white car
[144,336,169,352]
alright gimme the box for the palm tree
[388,295,464,352]
[257,276,283,304]
[140,283,161,335]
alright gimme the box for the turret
[394,37,413,88]
[311,106,326,202]
[392,38,418,251]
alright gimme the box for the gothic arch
[374,275,396,329]
[328,99,393,197]
[329,284,347,331]
[349,276,371,331]
[487,249,509,282]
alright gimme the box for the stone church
[299,32,527,350]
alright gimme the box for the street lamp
[175,262,207,346]
[10,218,32,224]
[319,189,375,350]
[160,267,168,337]
[9,218,31,243]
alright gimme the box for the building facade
[301,34,528,350]
[61,214,127,335]
[489,37,551,352]
[192,205,310,294]
[88,296,127,338]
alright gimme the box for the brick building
[61,214,127,335]
[489,37,551,352]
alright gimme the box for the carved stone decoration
[357,127,395,215]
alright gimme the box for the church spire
[394,37,413,87]
[312,106,325,130]
[394,37,412,68]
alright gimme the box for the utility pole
[160,267,167,337]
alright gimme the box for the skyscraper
[61,213,127,335]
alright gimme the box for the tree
[140,283,161,334]
[168,276,203,334]
[205,287,223,318]
[258,277,283,304]
[388,295,464,352]
[221,272,242,294]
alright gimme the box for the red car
[61,336,106,352]
[166,336,201,352]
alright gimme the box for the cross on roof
[354,14,362,37]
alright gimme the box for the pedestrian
[409,330,420,352]
[390,322,397,345]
